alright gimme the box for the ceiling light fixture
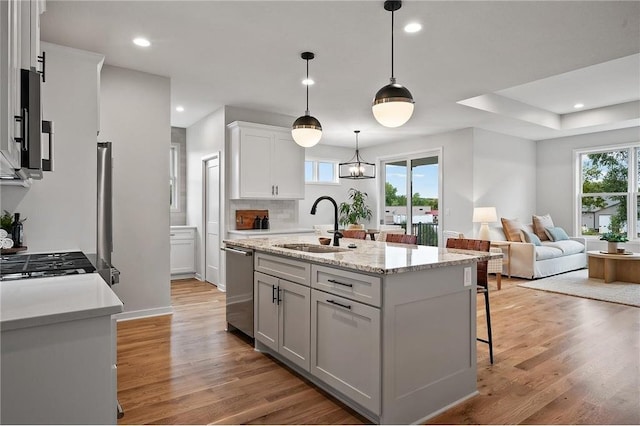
[339,130,376,179]
[404,22,422,33]
[176,106,184,112]
[292,52,322,148]
[372,0,415,128]
[574,103,584,109]
[133,37,151,47]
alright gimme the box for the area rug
[518,269,640,307]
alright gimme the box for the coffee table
[587,250,640,284]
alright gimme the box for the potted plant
[600,231,628,254]
[339,188,373,229]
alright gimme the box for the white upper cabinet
[1,0,23,169]
[20,0,45,71]
[228,121,305,200]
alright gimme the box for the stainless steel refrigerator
[97,141,120,286]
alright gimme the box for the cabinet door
[272,131,304,199]
[1,0,22,168]
[170,239,195,274]
[310,289,381,414]
[254,272,279,351]
[238,127,274,198]
[278,279,310,371]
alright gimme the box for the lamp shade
[472,207,498,223]
[291,114,322,147]
[372,83,415,128]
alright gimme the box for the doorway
[204,155,220,286]
[380,150,442,246]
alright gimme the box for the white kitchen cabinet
[20,0,45,71]
[170,226,196,275]
[310,289,381,415]
[228,121,304,200]
[1,0,23,170]
[255,271,311,371]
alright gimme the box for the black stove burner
[0,251,96,281]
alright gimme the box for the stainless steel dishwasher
[222,244,254,338]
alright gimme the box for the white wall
[473,128,536,236]
[99,65,171,319]
[537,126,640,251]
[358,128,475,237]
[0,43,102,253]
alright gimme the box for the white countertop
[228,228,314,236]
[1,274,124,332]
[223,235,499,275]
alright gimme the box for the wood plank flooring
[116,276,639,425]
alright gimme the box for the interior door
[205,156,220,285]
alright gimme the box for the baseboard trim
[171,273,196,280]
[115,306,173,322]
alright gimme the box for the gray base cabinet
[310,289,381,414]
[254,270,311,371]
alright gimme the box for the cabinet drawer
[311,265,381,307]
[254,253,310,286]
[170,228,195,240]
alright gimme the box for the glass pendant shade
[373,0,414,128]
[292,51,322,147]
[291,114,322,147]
[372,81,415,127]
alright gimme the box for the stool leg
[484,290,494,364]
[496,273,502,290]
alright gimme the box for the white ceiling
[40,0,640,148]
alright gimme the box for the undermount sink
[274,243,349,253]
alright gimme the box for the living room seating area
[491,214,587,279]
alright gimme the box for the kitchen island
[224,235,495,424]
[0,274,123,424]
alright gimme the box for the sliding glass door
[381,151,440,246]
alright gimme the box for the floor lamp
[473,207,497,241]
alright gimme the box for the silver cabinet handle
[221,246,253,256]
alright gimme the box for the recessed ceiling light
[176,106,184,112]
[133,37,151,47]
[574,103,584,109]
[302,78,314,86]
[404,22,422,33]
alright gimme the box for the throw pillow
[501,217,524,242]
[532,213,554,241]
[545,226,569,241]
[521,230,542,246]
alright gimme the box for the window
[576,144,639,239]
[381,151,441,246]
[305,160,339,184]
[170,143,180,211]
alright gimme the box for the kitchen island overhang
[223,235,497,424]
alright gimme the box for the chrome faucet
[310,196,342,246]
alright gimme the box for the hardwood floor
[117,276,639,425]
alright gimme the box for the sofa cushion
[532,213,554,241]
[545,226,570,241]
[535,245,564,260]
[544,240,585,256]
[501,217,524,242]
[522,230,542,246]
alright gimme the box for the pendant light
[339,130,376,179]
[292,52,322,147]
[372,0,415,128]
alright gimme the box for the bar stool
[445,238,494,364]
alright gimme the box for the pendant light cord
[305,58,310,114]
[391,8,395,80]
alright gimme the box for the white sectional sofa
[490,223,587,279]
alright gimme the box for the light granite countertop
[224,235,498,275]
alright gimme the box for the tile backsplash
[229,200,298,229]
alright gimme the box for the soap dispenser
[253,216,261,229]
[261,215,269,230]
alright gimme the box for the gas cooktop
[0,251,96,281]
